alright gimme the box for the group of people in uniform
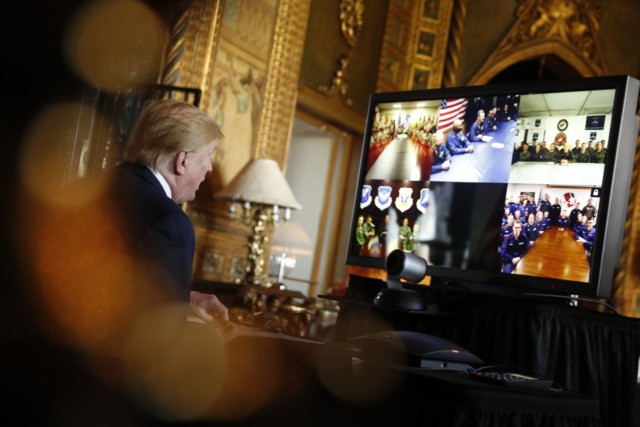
[432,105,517,175]
[514,139,608,164]
[354,214,419,257]
[498,193,598,273]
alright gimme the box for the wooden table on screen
[513,226,590,282]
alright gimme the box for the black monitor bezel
[345,75,639,299]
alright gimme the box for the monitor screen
[346,75,639,299]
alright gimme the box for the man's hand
[190,291,229,323]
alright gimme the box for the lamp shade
[216,158,302,210]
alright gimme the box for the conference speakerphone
[348,330,484,372]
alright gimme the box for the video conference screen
[348,87,617,288]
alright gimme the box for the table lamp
[270,220,312,285]
[217,158,301,286]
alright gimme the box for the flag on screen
[437,98,468,131]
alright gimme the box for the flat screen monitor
[346,75,639,300]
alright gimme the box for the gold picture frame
[410,64,432,90]
[421,0,441,22]
[415,28,436,59]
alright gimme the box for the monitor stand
[373,275,428,311]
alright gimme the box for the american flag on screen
[437,98,468,131]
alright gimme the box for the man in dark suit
[114,98,229,323]
[17,98,242,424]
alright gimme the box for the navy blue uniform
[525,203,537,219]
[500,224,513,240]
[499,233,531,273]
[574,226,596,252]
[538,199,551,213]
[446,130,472,155]
[523,221,540,242]
[569,207,582,228]
[573,221,585,234]
[467,120,486,142]
[549,203,561,225]
[512,204,526,219]
[432,143,451,173]
[484,115,498,132]
[540,217,551,231]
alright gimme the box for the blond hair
[124,99,224,168]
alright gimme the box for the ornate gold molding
[319,0,365,106]
[614,133,640,317]
[340,0,365,47]
[442,0,466,88]
[468,0,607,85]
[257,0,311,163]
[162,0,224,91]
[161,0,193,86]
[376,0,456,92]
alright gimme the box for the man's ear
[174,151,188,175]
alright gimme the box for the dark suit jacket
[110,162,195,303]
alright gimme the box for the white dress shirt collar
[146,166,172,199]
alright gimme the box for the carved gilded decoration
[257,0,311,161]
[319,0,366,106]
[614,133,640,317]
[376,0,456,92]
[161,0,193,86]
[468,0,607,85]
[340,0,365,47]
[165,0,224,92]
[442,0,466,88]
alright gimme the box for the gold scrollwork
[506,0,602,65]
[340,0,365,47]
[161,0,191,86]
[320,0,365,105]
[443,0,467,88]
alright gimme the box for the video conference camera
[373,249,430,311]
[386,249,429,285]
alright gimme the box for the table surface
[365,121,518,183]
[514,225,590,282]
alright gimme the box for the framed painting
[421,0,440,21]
[416,29,436,59]
[410,65,431,90]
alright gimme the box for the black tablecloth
[331,275,640,427]
[315,347,601,427]
[209,336,601,427]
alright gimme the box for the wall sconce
[217,158,301,286]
